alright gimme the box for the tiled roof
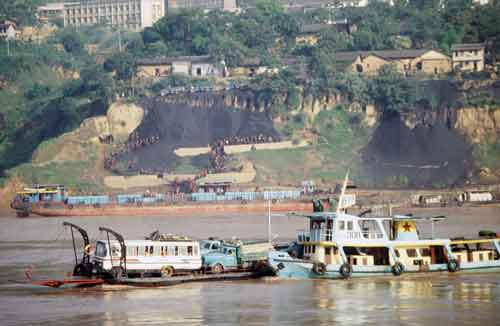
[451,43,485,51]
[334,48,448,63]
[137,55,212,65]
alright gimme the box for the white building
[451,43,485,72]
[57,0,164,30]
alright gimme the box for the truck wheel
[212,263,224,274]
[161,266,174,278]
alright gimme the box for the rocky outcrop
[454,107,500,144]
[32,102,144,165]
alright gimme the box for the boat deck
[113,272,258,287]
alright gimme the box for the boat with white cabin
[268,174,500,279]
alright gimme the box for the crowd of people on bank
[218,134,277,146]
[104,132,278,174]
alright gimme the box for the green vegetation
[477,140,500,171]
[237,108,372,185]
[1,0,500,188]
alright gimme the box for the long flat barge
[117,272,258,287]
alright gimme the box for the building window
[356,64,363,73]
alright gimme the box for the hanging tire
[161,266,174,278]
[447,259,460,273]
[312,262,327,275]
[339,263,352,279]
[391,262,404,276]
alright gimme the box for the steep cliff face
[361,79,500,187]
[454,108,500,144]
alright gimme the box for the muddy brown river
[0,206,499,325]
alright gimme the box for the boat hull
[17,200,313,217]
[268,251,500,279]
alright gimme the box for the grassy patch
[236,107,374,186]
[476,141,500,171]
[173,157,201,174]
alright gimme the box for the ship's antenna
[336,170,350,215]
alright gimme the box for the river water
[0,206,499,325]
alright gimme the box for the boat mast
[336,170,350,215]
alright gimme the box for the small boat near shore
[268,211,500,279]
[268,175,500,279]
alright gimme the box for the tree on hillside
[59,28,85,54]
[367,65,416,113]
[0,0,43,25]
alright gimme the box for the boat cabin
[14,184,66,203]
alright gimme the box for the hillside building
[38,0,165,30]
[451,43,485,72]
[296,20,356,46]
[336,49,451,76]
[136,55,221,79]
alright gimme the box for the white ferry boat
[92,230,202,279]
[268,175,500,279]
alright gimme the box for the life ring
[339,263,352,279]
[391,262,404,276]
[312,262,327,275]
[84,244,96,256]
[447,258,460,273]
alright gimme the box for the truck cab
[202,245,239,273]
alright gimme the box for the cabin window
[179,246,188,256]
[95,243,107,257]
[194,246,198,256]
[312,245,316,254]
[407,249,417,258]
[419,248,430,256]
[175,246,179,256]
[356,64,363,73]
[395,249,401,258]
[187,246,193,256]
[339,221,345,230]
[160,246,165,256]
[347,221,353,231]
[479,253,483,261]
[149,246,154,255]
[127,247,134,256]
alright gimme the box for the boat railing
[361,231,385,240]
[297,230,310,242]
[298,228,335,242]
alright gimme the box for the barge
[10,184,311,217]
[26,222,273,289]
